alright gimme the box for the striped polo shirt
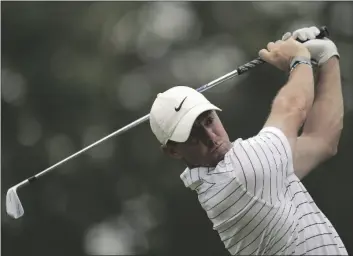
[180,127,348,255]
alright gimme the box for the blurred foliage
[1,2,353,256]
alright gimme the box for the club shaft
[197,69,238,93]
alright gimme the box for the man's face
[165,110,232,167]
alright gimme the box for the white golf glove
[282,26,339,66]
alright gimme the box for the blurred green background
[1,2,353,256]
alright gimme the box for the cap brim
[169,103,221,143]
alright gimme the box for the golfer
[149,26,347,255]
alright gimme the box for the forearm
[273,64,315,120]
[265,63,315,149]
[301,57,344,151]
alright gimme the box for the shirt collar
[180,166,215,190]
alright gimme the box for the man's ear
[160,144,182,160]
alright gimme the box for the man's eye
[205,116,214,125]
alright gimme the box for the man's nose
[200,127,218,147]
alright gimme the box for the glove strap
[290,56,312,72]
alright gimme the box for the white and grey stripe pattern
[180,127,348,255]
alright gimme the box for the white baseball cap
[150,86,221,145]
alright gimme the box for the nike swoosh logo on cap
[175,96,187,112]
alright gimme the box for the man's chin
[214,144,230,158]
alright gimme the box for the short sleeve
[226,126,294,204]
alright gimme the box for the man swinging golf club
[149,26,347,255]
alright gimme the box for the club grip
[237,26,329,75]
[296,26,329,43]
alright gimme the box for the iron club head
[6,186,24,219]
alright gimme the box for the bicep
[294,135,333,180]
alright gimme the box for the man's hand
[282,26,340,66]
[259,37,311,71]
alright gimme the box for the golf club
[6,26,329,219]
